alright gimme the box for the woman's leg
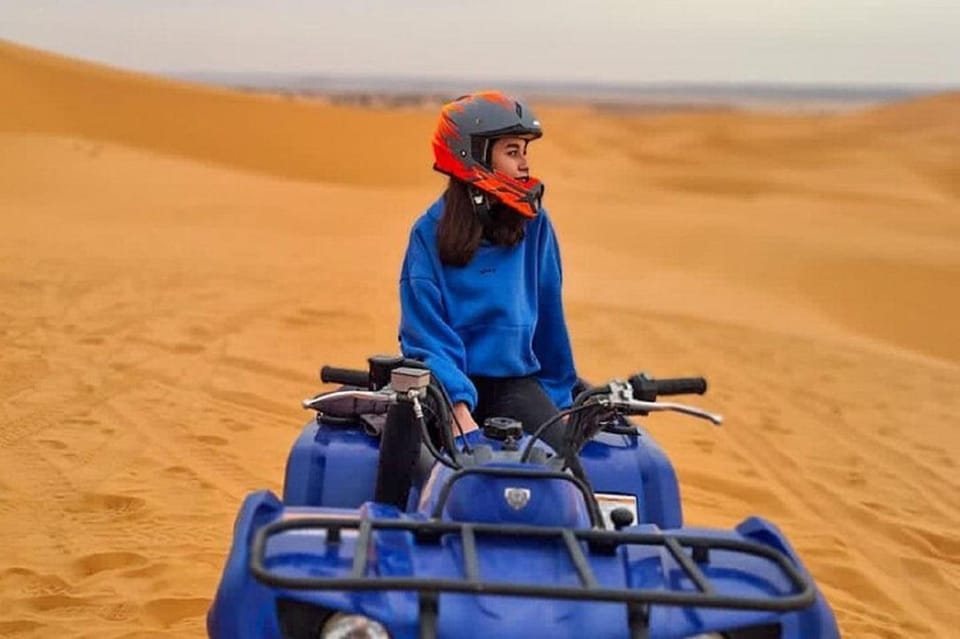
[471,377,565,452]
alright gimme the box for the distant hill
[168,70,952,113]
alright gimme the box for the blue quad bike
[208,355,840,639]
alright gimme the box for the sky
[1,0,958,86]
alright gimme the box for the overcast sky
[1,1,958,86]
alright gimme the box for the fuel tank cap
[483,417,523,441]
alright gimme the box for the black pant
[471,376,565,452]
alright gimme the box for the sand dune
[1,40,431,188]
[1,38,958,638]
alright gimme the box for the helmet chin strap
[468,185,494,226]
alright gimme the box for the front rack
[251,517,815,638]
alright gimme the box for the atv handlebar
[320,364,708,400]
[310,359,723,483]
[313,359,723,434]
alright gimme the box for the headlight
[321,612,391,639]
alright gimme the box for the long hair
[437,179,527,267]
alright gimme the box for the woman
[399,91,577,449]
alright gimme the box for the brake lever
[620,399,723,426]
[599,379,722,426]
[301,389,397,411]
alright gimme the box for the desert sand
[1,39,958,638]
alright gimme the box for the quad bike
[208,355,840,639]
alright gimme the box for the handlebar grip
[654,377,707,396]
[320,366,370,388]
[630,374,707,400]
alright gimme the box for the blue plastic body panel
[283,418,683,528]
[581,430,683,528]
[282,419,380,507]
[417,462,593,528]
[207,492,841,639]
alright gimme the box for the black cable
[415,407,458,469]
[426,385,467,465]
[428,382,473,455]
[558,403,610,473]
[421,402,464,469]
[519,401,603,463]
[395,357,473,455]
[572,384,609,406]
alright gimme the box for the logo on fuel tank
[504,487,531,510]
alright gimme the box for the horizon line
[163,70,960,93]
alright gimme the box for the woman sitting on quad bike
[399,91,578,452]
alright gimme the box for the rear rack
[251,517,815,638]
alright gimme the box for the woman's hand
[451,402,480,435]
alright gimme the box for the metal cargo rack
[251,517,815,639]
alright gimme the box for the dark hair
[437,179,527,267]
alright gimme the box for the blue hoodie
[399,196,577,410]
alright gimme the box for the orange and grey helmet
[432,91,544,218]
